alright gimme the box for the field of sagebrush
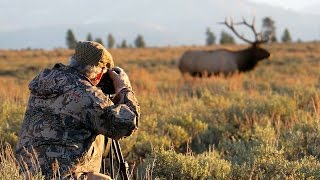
[0,42,320,179]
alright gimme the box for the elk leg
[190,72,197,77]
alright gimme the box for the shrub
[140,147,231,179]
[0,101,26,146]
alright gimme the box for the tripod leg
[109,145,114,179]
[112,140,130,180]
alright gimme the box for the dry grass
[0,42,320,178]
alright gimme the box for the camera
[97,69,120,94]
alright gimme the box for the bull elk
[178,17,270,77]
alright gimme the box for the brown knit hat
[72,41,114,68]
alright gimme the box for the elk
[178,18,270,77]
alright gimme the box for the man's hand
[108,67,132,94]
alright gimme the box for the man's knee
[87,172,112,180]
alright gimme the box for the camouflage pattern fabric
[15,63,140,179]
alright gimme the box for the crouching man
[15,41,140,179]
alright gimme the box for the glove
[108,67,132,94]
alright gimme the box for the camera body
[97,69,120,94]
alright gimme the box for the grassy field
[0,42,320,179]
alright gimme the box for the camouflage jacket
[15,63,140,179]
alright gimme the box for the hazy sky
[0,0,319,48]
[0,0,318,32]
[248,0,319,12]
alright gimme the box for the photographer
[15,41,140,179]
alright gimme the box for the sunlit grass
[0,42,320,178]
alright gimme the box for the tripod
[101,139,130,180]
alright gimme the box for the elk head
[220,17,270,61]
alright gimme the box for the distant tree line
[205,16,293,46]
[66,16,294,49]
[66,30,146,49]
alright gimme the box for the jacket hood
[29,64,81,99]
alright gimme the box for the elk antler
[219,17,269,45]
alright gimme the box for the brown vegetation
[0,42,320,179]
